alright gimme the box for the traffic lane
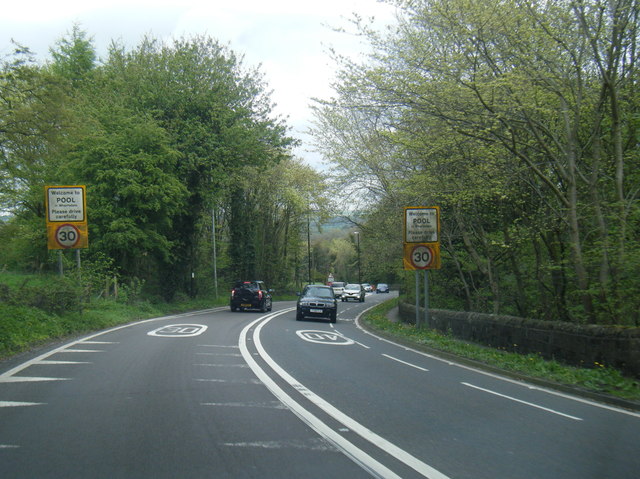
[0,307,372,478]
[354,316,640,477]
[258,308,640,479]
[348,319,640,479]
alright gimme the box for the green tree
[312,0,640,324]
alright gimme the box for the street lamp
[353,231,361,284]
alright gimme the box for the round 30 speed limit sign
[411,244,433,269]
[403,243,441,270]
[55,223,81,248]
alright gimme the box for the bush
[1,274,83,314]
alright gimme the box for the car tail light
[258,290,263,300]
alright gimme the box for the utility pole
[354,231,361,284]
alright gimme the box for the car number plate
[310,308,323,313]
[241,303,251,307]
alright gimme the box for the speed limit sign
[55,224,81,248]
[403,243,441,270]
[411,245,432,269]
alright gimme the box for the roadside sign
[403,243,441,270]
[45,185,88,249]
[404,206,439,243]
[54,224,81,248]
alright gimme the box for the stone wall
[398,301,640,378]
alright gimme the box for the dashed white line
[0,401,44,407]
[201,401,288,409]
[194,363,248,368]
[0,376,70,383]
[36,360,91,365]
[462,382,583,421]
[382,354,429,371]
[60,349,104,353]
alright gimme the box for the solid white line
[462,383,583,421]
[247,309,451,479]
[239,309,404,479]
[0,444,20,449]
[382,354,429,371]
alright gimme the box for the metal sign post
[403,206,441,329]
[45,185,89,277]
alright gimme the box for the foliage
[0,29,314,299]
[312,0,640,325]
[363,298,640,401]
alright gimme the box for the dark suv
[296,284,337,323]
[230,281,272,312]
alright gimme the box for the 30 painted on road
[148,324,208,337]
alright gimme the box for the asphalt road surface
[1,291,638,478]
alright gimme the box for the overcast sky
[1,0,396,169]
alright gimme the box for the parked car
[342,283,365,302]
[296,284,337,323]
[329,281,346,298]
[361,283,373,292]
[230,281,272,312]
[376,283,390,293]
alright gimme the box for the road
[1,291,638,478]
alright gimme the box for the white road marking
[196,352,242,357]
[0,444,20,449]
[60,349,103,353]
[201,401,288,409]
[221,439,337,452]
[194,363,248,368]
[0,376,70,383]
[462,383,583,421]
[382,354,429,372]
[195,378,262,384]
[355,312,640,419]
[36,360,91,365]
[197,344,239,348]
[0,401,44,407]
[241,309,451,479]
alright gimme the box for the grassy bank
[361,298,640,403]
[0,285,228,360]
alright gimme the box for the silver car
[342,283,365,302]
[330,281,346,298]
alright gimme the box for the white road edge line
[462,382,583,421]
[354,307,640,419]
[382,354,429,372]
[243,308,451,479]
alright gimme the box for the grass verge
[361,297,640,403]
